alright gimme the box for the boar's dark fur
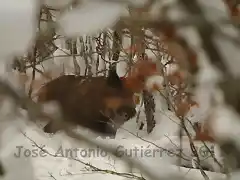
[37,67,137,138]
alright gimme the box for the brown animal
[37,60,159,138]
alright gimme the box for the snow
[0,36,228,180]
[145,75,164,92]
[0,87,226,180]
[125,0,148,7]
[0,116,226,180]
[208,104,240,145]
[0,0,37,60]
[0,61,227,179]
[116,60,128,77]
[57,1,126,37]
[3,56,225,180]
[0,104,35,180]
[43,0,72,9]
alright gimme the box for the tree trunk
[142,90,156,133]
[132,24,156,133]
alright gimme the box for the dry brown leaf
[194,122,215,142]
[148,83,163,93]
[164,40,188,68]
[175,101,190,118]
[168,74,181,86]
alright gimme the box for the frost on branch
[0,0,38,60]
[145,75,164,92]
[57,1,126,37]
[0,0,39,178]
[0,97,35,180]
[43,0,72,9]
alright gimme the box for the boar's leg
[43,115,117,138]
[43,121,65,134]
[43,121,57,134]
[93,115,117,138]
[104,123,117,138]
[0,161,5,176]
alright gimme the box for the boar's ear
[107,64,123,89]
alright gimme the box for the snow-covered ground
[0,32,227,180]
[0,30,228,180]
[0,90,226,180]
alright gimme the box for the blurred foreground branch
[0,79,185,180]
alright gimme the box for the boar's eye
[123,112,129,118]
